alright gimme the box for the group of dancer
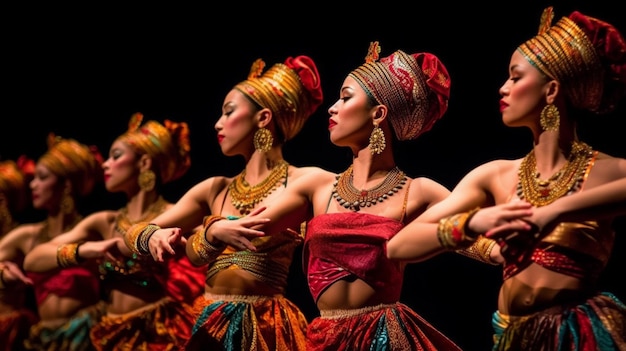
[1,6,625,351]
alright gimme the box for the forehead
[109,139,135,153]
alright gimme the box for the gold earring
[540,104,560,132]
[253,128,273,153]
[138,170,156,192]
[60,187,74,214]
[369,122,386,155]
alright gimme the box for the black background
[3,2,625,350]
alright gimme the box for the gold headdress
[235,56,323,142]
[0,156,34,215]
[38,134,102,197]
[349,42,451,140]
[116,112,191,184]
[517,7,617,113]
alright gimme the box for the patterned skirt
[24,302,105,351]
[492,291,626,351]
[306,302,462,351]
[183,293,308,351]
[0,309,39,351]
[90,298,195,351]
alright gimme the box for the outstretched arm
[23,212,109,272]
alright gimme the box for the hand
[209,207,270,252]
[148,227,184,262]
[1,261,33,286]
[469,200,533,235]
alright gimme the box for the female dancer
[23,114,205,350]
[387,7,626,350]
[124,55,323,350]
[1,135,103,350]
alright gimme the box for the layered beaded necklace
[516,141,595,207]
[332,165,407,212]
[114,196,168,235]
[229,160,289,215]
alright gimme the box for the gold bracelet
[57,242,82,268]
[437,207,481,250]
[124,222,160,256]
[456,235,499,265]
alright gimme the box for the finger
[247,206,267,216]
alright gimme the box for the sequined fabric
[307,302,462,351]
[183,293,308,351]
[503,220,614,281]
[90,298,195,351]
[492,292,626,351]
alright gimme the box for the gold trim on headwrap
[116,112,191,185]
[235,60,309,142]
[349,42,451,141]
[517,7,603,112]
[38,134,102,197]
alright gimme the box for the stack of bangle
[189,215,226,264]
[124,222,160,256]
[436,207,481,250]
[57,242,84,268]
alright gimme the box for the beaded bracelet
[436,207,481,250]
[57,242,84,268]
[124,222,160,256]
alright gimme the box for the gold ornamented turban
[116,112,191,185]
[518,7,626,114]
[0,156,34,214]
[235,55,323,142]
[39,134,103,197]
[349,42,451,141]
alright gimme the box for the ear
[372,105,388,125]
[256,108,273,129]
[545,79,560,105]
[63,178,73,194]
[137,153,153,173]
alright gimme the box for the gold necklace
[229,160,289,215]
[332,165,407,212]
[114,196,168,235]
[516,141,595,207]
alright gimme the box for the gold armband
[125,222,160,256]
[436,207,480,250]
[57,242,84,268]
[456,235,499,265]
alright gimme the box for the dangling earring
[369,121,386,155]
[540,104,560,132]
[60,187,74,214]
[253,128,273,153]
[138,170,156,192]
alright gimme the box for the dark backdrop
[3,2,625,350]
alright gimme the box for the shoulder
[289,166,335,182]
